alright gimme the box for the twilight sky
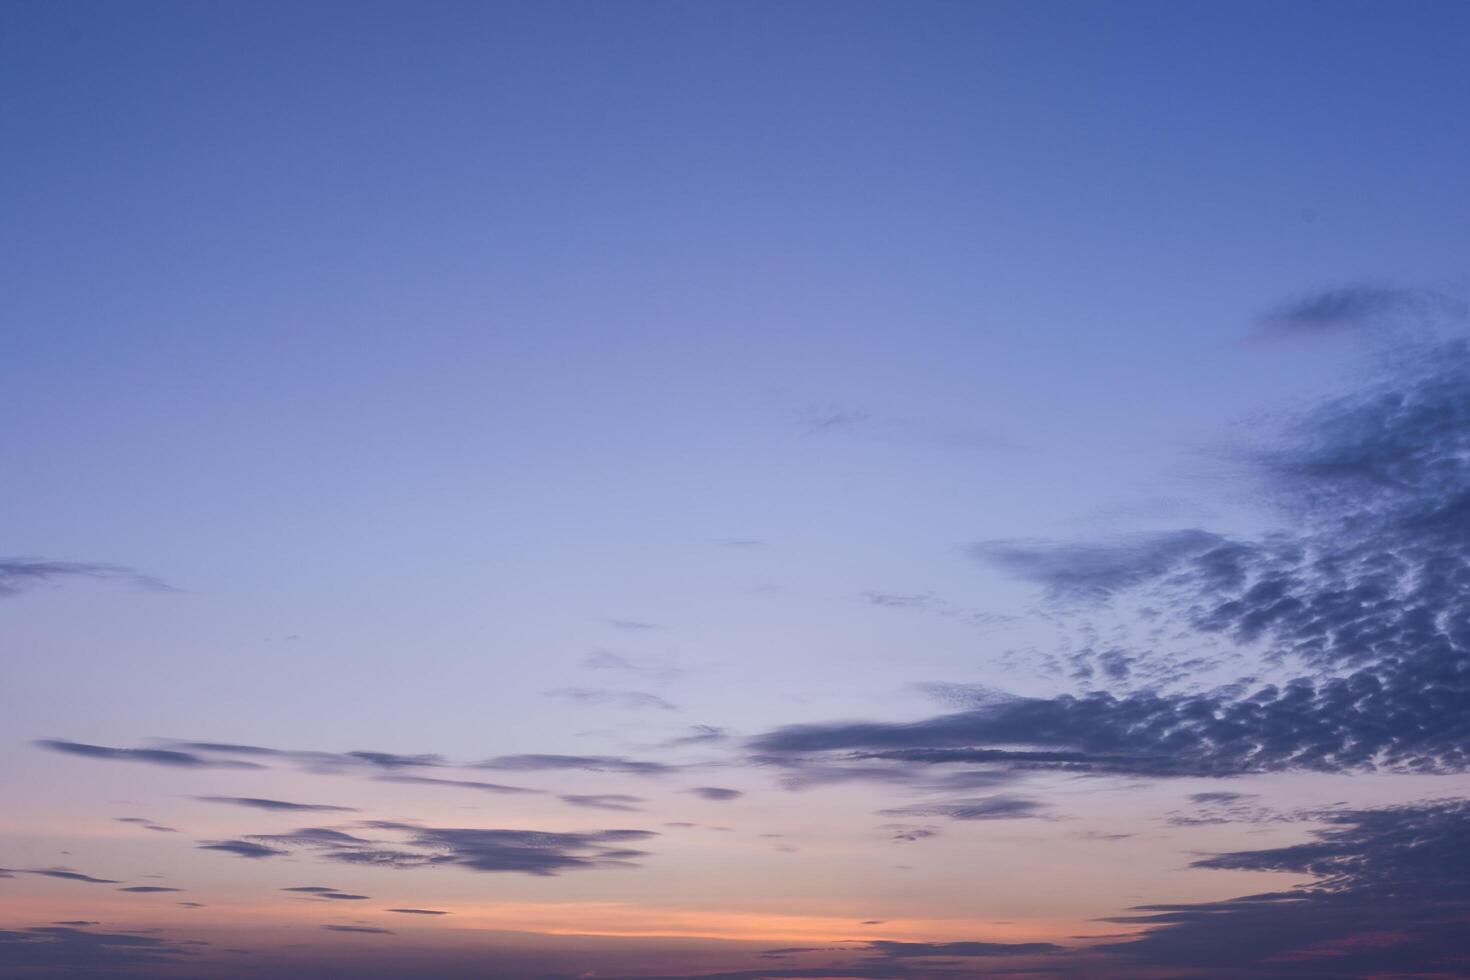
[2,2,1469,978]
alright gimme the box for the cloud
[663,725,731,747]
[865,939,1063,958]
[248,827,374,848]
[376,774,543,795]
[878,795,1049,822]
[384,908,448,915]
[34,740,264,770]
[115,817,178,832]
[163,741,444,773]
[7,868,119,884]
[881,823,939,843]
[196,840,287,859]
[0,558,175,598]
[1089,800,1470,975]
[118,886,182,893]
[1261,284,1466,336]
[559,794,645,812]
[476,754,674,775]
[543,687,677,711]
[751,341,1470,783]
[687,787,743,801]
[223,820,660,877]
[193,796,358,813]
[0,925,199,973]
[282,886,369,900]
[609,619,659,631]
[355,823,659,876]
[970,529,1226,602]
[321,925,392,934]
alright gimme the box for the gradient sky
[3,2,1469,978]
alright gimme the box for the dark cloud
[321,925,393,934]
[0,558,175,598]
[881,823,939,843]
[1189,791,1257,805]
[687,787,743,801]
[282,886,369,901]
[225,820,660,877]
[878,795,1048,822]
[248,827,375,848]
[33,740,263,770]
[865,939,1063,958]
[1092,800,1470,976]
[476,754,674,776]
[0,925,199,973]
[193,796,358,813]
[164,741,444,773]
[115,817,178,833]
[358,823,657,876]
[970,529,1226,602]
[8,869,119,884]
[543,687,677,711]
[559,794,645,812]
[753,345,1470,781]
[384,908,448,915]
[1261,284,1466,336]
[196,840,287,859]
[117,886,182,893]
[376,774,543,795]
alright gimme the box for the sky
[1,1,1469,977]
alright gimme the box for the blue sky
[2,2,1469,978]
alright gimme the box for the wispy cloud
[193,796,358,813]
[0,558,176,598]
[34,740,264,770]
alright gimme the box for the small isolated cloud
[196,840,287,860]
[8,869,119,885]
[476,754,674,776]
[376,774,543,795]
[608,619,659,631]
[321,925,392,935]
[282,886,368,901]
[559,794,645,812]
[879,795,1049,822]
[117,886,182,893]
[162,741,444,773]
[0,557,175,598]
[34,740,264,770]
[687,786,743,801]
[193,796,358,813]
[115,817,178,833]
[882,823,940,843]
[385,908,448,915]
